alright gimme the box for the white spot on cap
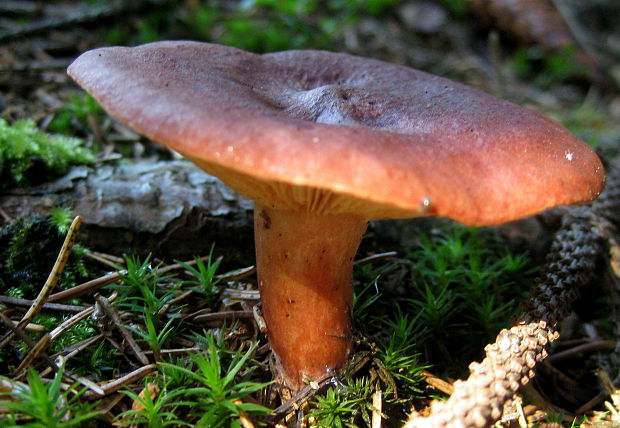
[312,137,320,143]
[565,151,573,161]
[420,197,432,214]
[226,145,234,153]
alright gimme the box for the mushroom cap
[68,41,605,225]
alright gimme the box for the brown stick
[0,296,87,312]
[15,303,98,375]
[0,216,81,347]
[546,340,616,363]
[193,310,254,323]
[83,364,158,400]
[47,271,123,302]
[95,295,150,366]
[23,216,82,321]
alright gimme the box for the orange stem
[254,204,367,389]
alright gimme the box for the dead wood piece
[0,311,58,374]
[372,389,383,428]
[48,255,209,304]
[468,0,575,49]
[0,160,255,259]
[0,1,42,15]
[142,346,200,356]
[50,334,104,365]
[234,399,257,428]
[22,216,81,321]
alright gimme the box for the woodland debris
[0,160,254,259]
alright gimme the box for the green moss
[48,207,74,235]
[28,315,98,354]
[511,45,588,88]
[48,93,104,135]
[355,225,534,378]
[552,103,620,151]
[104,1,403,53]
[437,0,468,16]
[0,118,94,189]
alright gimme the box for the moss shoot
[0,118,94,189]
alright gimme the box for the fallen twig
[22,216,81,321]
[193,310,254,323]
[546,340,616,363]
[47,271,124,302]
[83,364,158,400]
[269,374,335,424]
[15,296,108,375]
[0,216,81,348]
[0,295,87,312]
[421,370,455,395]
[95,295,150,366]
[0,311,59,374]
[372,389,383,428]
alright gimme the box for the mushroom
[67,41,605,390]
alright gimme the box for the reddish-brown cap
[68,41,605,225]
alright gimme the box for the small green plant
[551,102,620,150]
[111,255,183,361]
[375,311,426,396]
[49,317,97,354]
[128,312,177,362]
[352,274,384,325]
[511,46,587,88]
[179,0,402,53]
[114,255,178,318]
[0,365,99,427]
[543,411,567,424]
[437,0,468,16]
[105,8,176,46]
[48,207,74,235]
[116,381,191,427]
[48,93,104,135]
[0,118,94,189]
[160,335,271,427]
[309,385,366,428]
[404,225,533,372]
[12,314,97,359]
[178,246,223,300]
[71,341,119,378]
[353,259,401,324]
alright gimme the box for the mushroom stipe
[68,41,605,390]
